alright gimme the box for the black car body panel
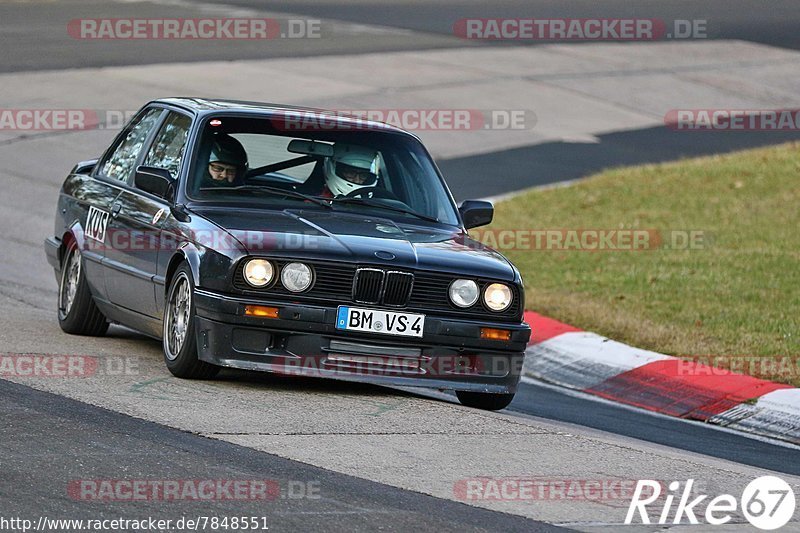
[46,98,531,395]
[195,207,517,279]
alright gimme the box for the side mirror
[459,200,494,229]
[73,158,99,175]
[135,166,175,200]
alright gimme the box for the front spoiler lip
[193,310,525,393]
[199,352,520,394]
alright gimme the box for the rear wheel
[57,242,108,336]
[456,391,515,411]
[163,264,219,379]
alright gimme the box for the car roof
[152,97,418,139]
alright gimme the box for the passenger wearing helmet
[203,133,248,187]
[320,144,379,198]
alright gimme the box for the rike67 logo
[626,476,796,530]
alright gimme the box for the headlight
[483,283,512,312]
[244,259,274,288]
[449,279,479,307]
[281,262,313,292]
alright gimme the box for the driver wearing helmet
[202,133,248,187]
[320,144,379,198]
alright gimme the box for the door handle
[110,202,122,219]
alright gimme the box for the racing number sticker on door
[86,206,110,243]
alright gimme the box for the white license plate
[335,306,424,337]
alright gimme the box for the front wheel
[163,264,219,379]
[58,242,108,336]
[456,391,515,411]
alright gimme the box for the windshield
[187,116,460,226]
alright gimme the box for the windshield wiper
[331,197,439,223]
[206,185,332,209]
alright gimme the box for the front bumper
[193,289,530,393]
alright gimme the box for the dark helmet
[209,133,248,170]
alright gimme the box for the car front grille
[382,271,413,307]
[352,269,414,307]
[233,260,521,321]
[353,268,384,304]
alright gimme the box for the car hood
[191,207,516,281]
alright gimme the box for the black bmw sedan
[44,98,531,410]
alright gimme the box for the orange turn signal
[480,327,511,341]
[244,305,279,318]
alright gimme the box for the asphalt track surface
[0,379,559,532]
[210,0,800,51]
[413,382,800,477]
[2,0,800,529]
[2,0,799,73]
[439,127,800,201]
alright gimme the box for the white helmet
[324,144,378,197]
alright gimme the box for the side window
[144,112,192,178]
[99,108,163,183]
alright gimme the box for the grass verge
[483,142,800,384]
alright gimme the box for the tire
[162,264,219,379]
[456,391,515,411]
[58,242,109,336]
